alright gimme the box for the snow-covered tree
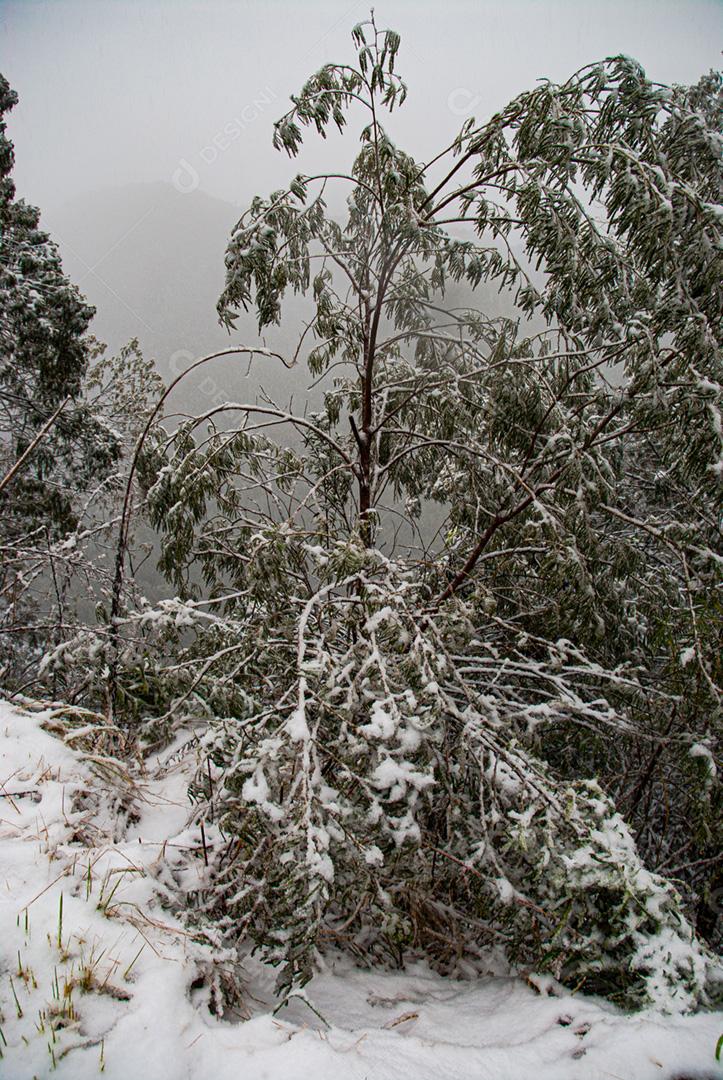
[114,19,720,1010]
[0,76,120,538]
[0,76,162,692]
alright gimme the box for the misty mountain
[46,183,236,362]
[44,182,311,417]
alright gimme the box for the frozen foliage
[0,76,120,540]
[0,75,163,690]
[141,549,715,1011]
[91,17,721,1011]
[5,14,721,1034]
[0,698,721,1080]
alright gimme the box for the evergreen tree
[0,76,150,691]
[0,74,119,539]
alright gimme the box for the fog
[2,0,721,214]
[0,0,720,402]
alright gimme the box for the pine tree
[0,75,154,690]
[0,74,120,539]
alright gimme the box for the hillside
[1,697,720,1080]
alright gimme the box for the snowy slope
[0,699,720,1080]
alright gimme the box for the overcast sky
[1,0,721,215]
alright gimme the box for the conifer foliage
[0,77,157,690]
[0,76,120,538]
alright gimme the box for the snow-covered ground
[0,698,720,1080]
